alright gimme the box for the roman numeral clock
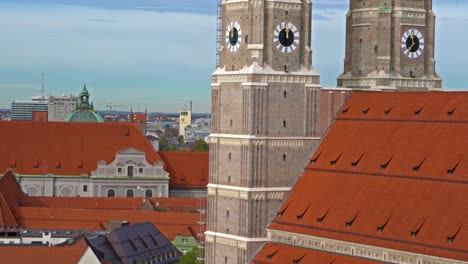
[401,29,424,59]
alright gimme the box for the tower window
[228,152,232,160]
[283,153,287,161]
[284,90,287,98]
[230,119,233,127]
[245,34,248,44]
[226,210,230,218]
[284,64,288,72]
[285,10,288,15]
[283,120,287,128]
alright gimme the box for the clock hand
[407,35,415,51]
[230,29,234,38]
[285,27,290,40]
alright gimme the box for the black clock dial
[278,28,294,47]
[401,29,424,59]
[225,21,242,52]
[273,22,300,53]
[405,35,420,53]
[229,28,238,46]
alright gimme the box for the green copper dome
[65,85,104,123]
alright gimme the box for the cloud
[87,18,120,23]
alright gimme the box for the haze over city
[0,0,466,112]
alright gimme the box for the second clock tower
[205,0,321,263]
[337,0,442,91]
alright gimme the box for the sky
[0,0,466,112]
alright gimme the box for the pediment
[117,148,146,156]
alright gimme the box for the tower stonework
[205,0,321,263]
[337,0,442,91]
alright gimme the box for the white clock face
[401,29,424,59]
[225,21,242,52]
[273,22,300,53]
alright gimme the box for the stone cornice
[268,229,466,264]
[207,184,290,200]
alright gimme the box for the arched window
[145,190,153,198]
[107,189,115,197]
[126,189,134,197]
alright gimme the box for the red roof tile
[0,121,162,176]
[253,243,379,263]
[267,92,468,262]
[159,151,208,188]
[0,246,88,264]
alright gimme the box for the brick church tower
[337,0,442,91]
[205,0,321,263]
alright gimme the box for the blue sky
[0,0,466,112]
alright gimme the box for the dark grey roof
[88,222,180,264]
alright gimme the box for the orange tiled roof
[159,151,208,188]
[0,121,162,176]
[253,243,379,264]
[0,246,88,264]
[268,92,468,262]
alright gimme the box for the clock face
[225,21,242,52]
[401,29,424,59]
[273,22,300,53]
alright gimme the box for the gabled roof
[253,243,379,264]
[159,151,208,188]
[0,121,162,175]
[267,92,468,262]
[88,222,180,264]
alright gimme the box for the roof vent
[380,155,393,170]
[292,254,305,264]
[377,215,391,232]
[56,161,62,169]
[345,212,360,228]
[384,107,393,115]
[414,107,423,116]
[310,150,323,164]
[447,107,456,116]
[447,225,463,243]
[412,158,426,172]
[330,153,342,166]
[317,209,330,223]
[410,220,425,237]
[447,159,461,176]
[351,153,364,168]
[296,204,310,221]
[362,107,371,115]
[266,248,280,260]
[342,106,351,114]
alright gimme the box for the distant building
[48,94,79,121]
[10,96,48,121]
[179,110,191,136]
[65,85,104,123]
[0,121,169,197]
[159,152,208,198]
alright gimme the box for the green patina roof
[65,85,104,123]
[65,110,104,123]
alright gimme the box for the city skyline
[0,0,466,112]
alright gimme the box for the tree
[179,247,198,264]
[178,135,184,145]
[192,139,209,152]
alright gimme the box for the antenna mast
[41,73,45,99]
